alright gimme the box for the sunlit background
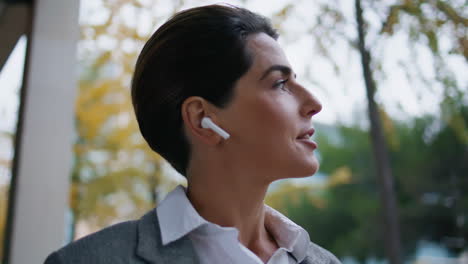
[0,0,467,263]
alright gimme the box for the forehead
[245,33,290,77]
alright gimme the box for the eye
[273,78,290,91]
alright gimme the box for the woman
[45,4,341,264]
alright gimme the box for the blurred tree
[379,0,467,141]
[71,0,186,236]
[355,0,402,262]
[394,103,468,255]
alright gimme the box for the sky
[0,0,467,184]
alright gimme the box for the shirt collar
[264,205,311,262]
[157,185,310,262]
[156,185,207,245]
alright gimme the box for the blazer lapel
[136,209,199,264]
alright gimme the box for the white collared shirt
[156,185,311,264]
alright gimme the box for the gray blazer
[44,209,341,264]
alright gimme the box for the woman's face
[218,33,322,182]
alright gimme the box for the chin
[275,157,319,180]
[297,156,320,178]
[267,153,320,181]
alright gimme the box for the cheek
[260,95,297,130]
[239,94,296,145]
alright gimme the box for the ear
[181,96,223,145]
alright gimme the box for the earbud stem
[201,117,230,140]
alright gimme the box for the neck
[186,161,278,258]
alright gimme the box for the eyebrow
[259,65,292,81]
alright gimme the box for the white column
[8,0,80,263]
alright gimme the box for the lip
[297,138,318,149]
[297,128,315,139]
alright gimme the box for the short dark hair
[131,4,278,176]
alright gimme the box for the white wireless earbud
[201,117,230,140]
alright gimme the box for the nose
[299,86,322,119]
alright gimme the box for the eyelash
[273,78,290,91]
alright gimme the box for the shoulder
[44,219,143,264]
[304,241,342,264]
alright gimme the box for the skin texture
[181,33,322,263]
